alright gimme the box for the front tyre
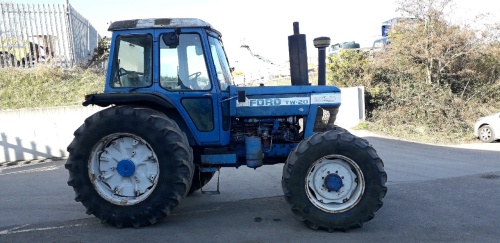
[282,128,387,232]
[65,106,194,228]
[478,125,495,143]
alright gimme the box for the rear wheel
[282,127,387,232]
[65,106,194,228]
[478,125,495,143]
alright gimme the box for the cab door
[155,30,221,145]
[206,34,233,145]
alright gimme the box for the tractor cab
[101,18,233,146]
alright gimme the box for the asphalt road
[0,131,499,242]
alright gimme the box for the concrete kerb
[0,157,67,168]
[0,105,105,164]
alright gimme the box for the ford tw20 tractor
[65,18,387,232]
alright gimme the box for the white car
[474,112,500,143]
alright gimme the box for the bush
[365,51,500,144]
[326,34,500,144]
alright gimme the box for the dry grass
[0,65,104,110]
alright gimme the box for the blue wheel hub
[116,159,135,177]
[324,173,343,192]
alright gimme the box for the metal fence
[0,3,100,68]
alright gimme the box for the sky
[7,0,500,65]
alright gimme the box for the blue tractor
[65,18,387,231]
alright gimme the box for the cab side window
[111,35,152,88]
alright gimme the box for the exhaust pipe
[288,22,309,86]
[313,36,331,86]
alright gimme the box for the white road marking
[0,223,86,235]
[0,165,62,176]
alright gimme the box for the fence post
[0,4,11,67]
[65,1,75,67]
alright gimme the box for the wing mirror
[195,45,203,55]
[162,32,179,48]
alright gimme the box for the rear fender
[83,93,196,145]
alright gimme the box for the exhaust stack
[288,22,309,86]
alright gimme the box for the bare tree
[385,0,486,89]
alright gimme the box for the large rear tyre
[65,106,194,228]
[282,127,387,232]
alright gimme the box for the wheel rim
[480,127,492,141]
[89,133,159,206]
[305,155,365,213]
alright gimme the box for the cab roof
[108,18,219,34]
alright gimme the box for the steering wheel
[118,68,146,87]
[114,67,127,86]
[120,67,143,76]
[188,72,202,89]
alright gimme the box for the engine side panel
[230,85,341,117]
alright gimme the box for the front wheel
[478,125,495,143]
[282,128,387,232]
[65,106,194,228]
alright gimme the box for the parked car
[474,112,500,143]
[0,37,48,67]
